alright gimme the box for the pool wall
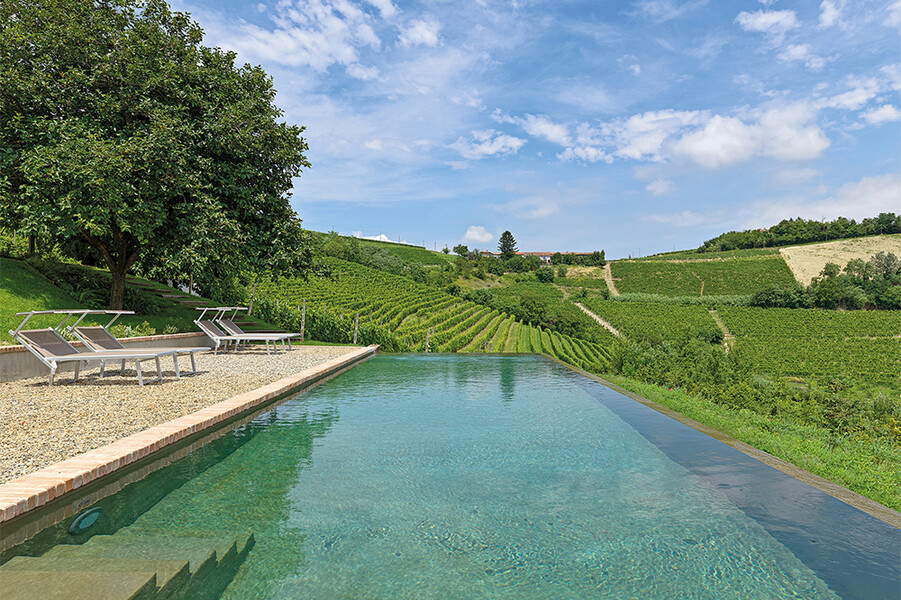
[0,345,378,528]
[543,354,901,529]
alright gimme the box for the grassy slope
[0,258,83,337]
[0,258,283,345]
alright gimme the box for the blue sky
[174,0,900,258]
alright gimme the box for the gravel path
[0,345,357,483]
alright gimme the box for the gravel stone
[0,345,356,483]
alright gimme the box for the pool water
[11,354,898,598]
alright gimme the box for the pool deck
[0,345,378,526]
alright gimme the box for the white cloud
[886,1,901,27]
[634,0,710,22]
[672,115,759,168]
[364,0,396,19]
[819,0,843,27]
[346,63,380,80]
[451,130,526,160]
[462,225,493,245]
[646,179,675,195]
[672,104,829,168]
[777,44,826,71]
[748,173,901,225]
[557,146,613,163]
[494,112,571,145]
[883,64,901,92]
[398,17,441,47]
[735,9,799,39]
[604,110,706,161]
[817,77,880,110]
[223,0,384,78]
[757,104,830,161]
[863,104,901,125]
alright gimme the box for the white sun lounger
[195,307,297,355]
[9,312,176,385]
[62,310,208,377]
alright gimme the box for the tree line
[699,213,900,253]
[751,252,901,310]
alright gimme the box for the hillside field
[610,254,796,296]
[781,234,901,285]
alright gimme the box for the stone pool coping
[546,355,901,530]
[0,345,378,525]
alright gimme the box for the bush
[535,266,554,283]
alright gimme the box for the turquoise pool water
[7,354,898,598]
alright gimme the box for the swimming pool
[4,354,899,598]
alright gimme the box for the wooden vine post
[301,299,306,342]
[353,313,359,345]
[425,327,432,352]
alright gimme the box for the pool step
[0,569,158,600]
[0,557,188,600]
[7,530,255,600]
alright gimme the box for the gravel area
[0,345,358,483]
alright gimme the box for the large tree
[0,0,314,309]
[498,230,518,260]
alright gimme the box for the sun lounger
[12,328,176,385]
[195,307,297,355]
[72,325,208,377]
[217,318,298,351]
[195,319,243,354]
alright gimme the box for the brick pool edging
[0,345,378,525]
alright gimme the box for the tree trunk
[82,227,140,311]
[109,265,127,310]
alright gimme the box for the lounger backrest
[217,319,245,336]
[17,329,79,358]
[197,320,228,339]
[74,326,124,351]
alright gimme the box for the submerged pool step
[0,557,188,600]
[0,569,158,600]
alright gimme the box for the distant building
[479,251,592,264]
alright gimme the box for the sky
[173,0,900,258]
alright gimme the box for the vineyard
[610,255,796,296]
[256,258,613,372]
[356,239,456,266]
[718,306,901,384]
[581,299,721,342]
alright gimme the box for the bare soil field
[781,234,901,285]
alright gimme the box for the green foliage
[254,257,613,368]
[26,258,164,314]
[611,255,796,296]
[699,214,901,252]
[252,297,406,351]
[610,293,752,306]
[583,299,723,344]
[0,0,313,308]
[497,230,517,259]
[719,306,901,385]
[608,336,900,448]
[535,266,554,283]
